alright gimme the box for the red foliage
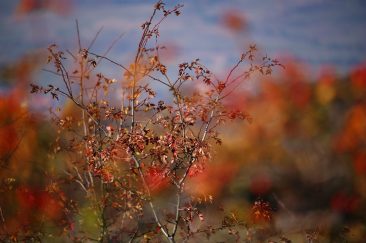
[222,10,247,33]
[250,174,272,195]
[187,162,237,196]
[251,199,272,224]
[145,166,169,193]
[15,0,72,16]
[16,186,63,221]
[319,68,336,86]
[93,168,114,183]
[288,79,312,109]
[335,104,366,152]
[330,192,360,213]
[351,64,366,92]
[0,125,18,157]
[354,152,366,175]
[0,93,26,157]
[188,162,205,177]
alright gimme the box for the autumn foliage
[1,1,366,242]
[26,1,279,242]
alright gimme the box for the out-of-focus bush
[196,60,366,241]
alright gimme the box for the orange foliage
[15,0,72,16]
[335,104,366,152]
[187,162,237,196]
[222,10,247,33]
[315,68,336,105]
[251,199,272,224]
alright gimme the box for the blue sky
[1,0,366,79]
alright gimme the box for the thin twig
[87,26,104,51]
[76,19,82,51]
[131,155,170,239]
[0,205,5,223]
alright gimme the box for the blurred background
[1,0,366,242]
